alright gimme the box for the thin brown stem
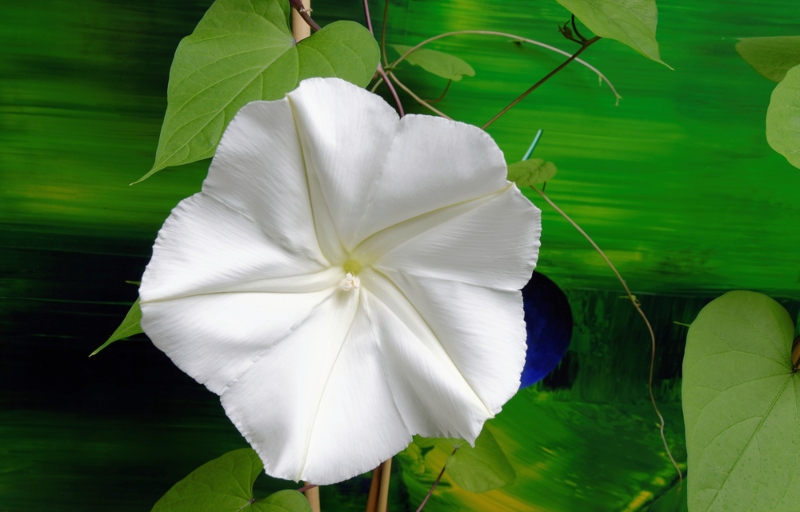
[387,71,452,119]
[377,459,392,512]
[570,15,587,43]
[531,187,683,485]
[361,0,374,34]
[289,0,320,31]
[365,466,381,512]
[416,447,458,512]
[361,0,404,116]
[379,65,404,116]
[390,30,620,104]
[297,483,318,493]
[482,36,600,129]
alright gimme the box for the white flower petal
[288,81,511,249]
[354,114,511,246]
[367,267,528,423]
[140,289,334,395]
[360,269,499,442]
[371,186,541,290]
[219,290,411,485]
[287,78,400,250]
[139,194,332,302]
[202,99,328,266]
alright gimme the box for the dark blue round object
[519,271,573,388]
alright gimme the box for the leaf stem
[425,79,452,104]
[482,36,600,129]
[362,0,404,116]
[378,65,404,117]
[531,186,683,485]
[361,0,374,34]
[387,71,452,119]
[289,0,320,32]
[390,30,620,104]
[570,15,587,43]
[415,447,458,512]
[381,0,390,66]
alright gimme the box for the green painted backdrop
[2,0,798,510]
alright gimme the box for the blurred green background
[1,0,798,510]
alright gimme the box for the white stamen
[339,272,360,292]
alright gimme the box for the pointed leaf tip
[735,35,800,83]
[91,298,143,356]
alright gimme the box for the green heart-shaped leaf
[140,0,379,182]
[683,291,799,511]
[391,44,475,81]
[735,36,800,83]
[507,158,557,187]
[445,427,515,493]
[91,297,143,356]
[767,63,800,169]
[555,0,669,67]
[152,448,311,512]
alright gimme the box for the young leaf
[766,64,800,169]
[445,427,515,493]
[151,448,311,512]
[683,291,800,512]
[391,44,475,81]
[735,36,800,83]
[507,158,557,187]
[555,0,669,67]
[90,298,143,356]
[140,0,379,182]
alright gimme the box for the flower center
[339,272,360,292]
[343,259,362,275]
[339,260,362,292]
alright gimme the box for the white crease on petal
[376,268,527,417]
[373,186,541,290]
[301,149,349,264]
[219,288,365,483]
[358,275,492,443]
[202,99,327,267]
[143,267,344,302]
[348,114,511,246]
[352,188,506,266]
[287,78,400,251]
[140,288,336,395]
[360,268,492,418]
[140,193,329,304]
[299,291,411,484]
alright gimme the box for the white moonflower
[139,77,541,485]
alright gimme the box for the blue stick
[521,129,543,161]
